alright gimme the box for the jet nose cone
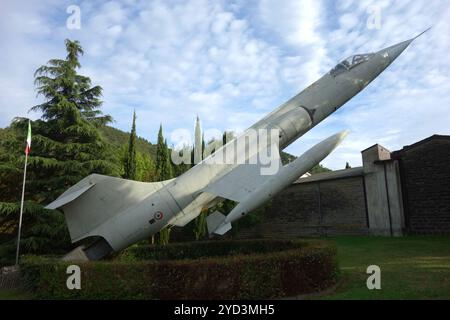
[377,39,413,63]
[377,28,431,63]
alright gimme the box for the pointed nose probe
[377,27,431,63]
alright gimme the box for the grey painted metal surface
[46,32,424,260]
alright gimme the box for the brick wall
[237,176,369,238]
[394,136,450,235]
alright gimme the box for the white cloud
[0,0,449,171]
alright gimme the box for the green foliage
[21,239,338,299]
[121,239,304,261]
[0,39,117,263]
[99,125,156,158]
[155,227,171,246]
[0,201,71,266]
[10,39,119,202]
[155,125,173,181]
[123,111,137,180]
[193,212,207,240]
[31,39,111,126]
[135,152,156,182]
[280,151,296,165]
[310,163,332,174]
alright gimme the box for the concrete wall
[362,145,404,236]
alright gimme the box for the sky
[0,0,449,169]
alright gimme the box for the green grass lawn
[321,236,450,300]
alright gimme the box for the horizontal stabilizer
[206,211,226,234]
[45,183,95,210]
[214,222,232,235]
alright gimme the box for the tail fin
[206,211,232,236]
[46,174,170,243]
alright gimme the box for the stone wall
[237,174,369,238]
[393,136,450,235]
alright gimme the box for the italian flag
[25,120,31,155]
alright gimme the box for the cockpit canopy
[330,53,375,76]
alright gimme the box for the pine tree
[123,111,137,180]
[0,39,118,262]
[18,38,118,200]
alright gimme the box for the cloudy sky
[1,0,449,169]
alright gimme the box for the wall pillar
[361,144,405,236]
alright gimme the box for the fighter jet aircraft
[46,31,427,260]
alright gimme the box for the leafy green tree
[0,39,118,264]
[123,111,137,180]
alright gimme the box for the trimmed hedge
[21,239,339,299]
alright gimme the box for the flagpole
[15,125,30,265]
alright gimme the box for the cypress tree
[155,125,173,181]
[123,111,137,180]
[164,139,174,179]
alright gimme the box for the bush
[21,239,339,299]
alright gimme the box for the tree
[123,111,137,180]
[32,39,112,126]
[345,162,352,169]
[20,38,118,200]
[0,39,118,263]
[135,152,156,182]
[155,125,173,181]
[309,164,332,174]
[193,210,207,241]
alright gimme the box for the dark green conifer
[123,111,137,180]
[0,39,117,262]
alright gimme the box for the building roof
[392,134,450,158]
[294,167,364,184]
[360,143,391,154]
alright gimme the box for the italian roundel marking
[154,211,164,220]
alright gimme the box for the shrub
[21,239,339,299]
